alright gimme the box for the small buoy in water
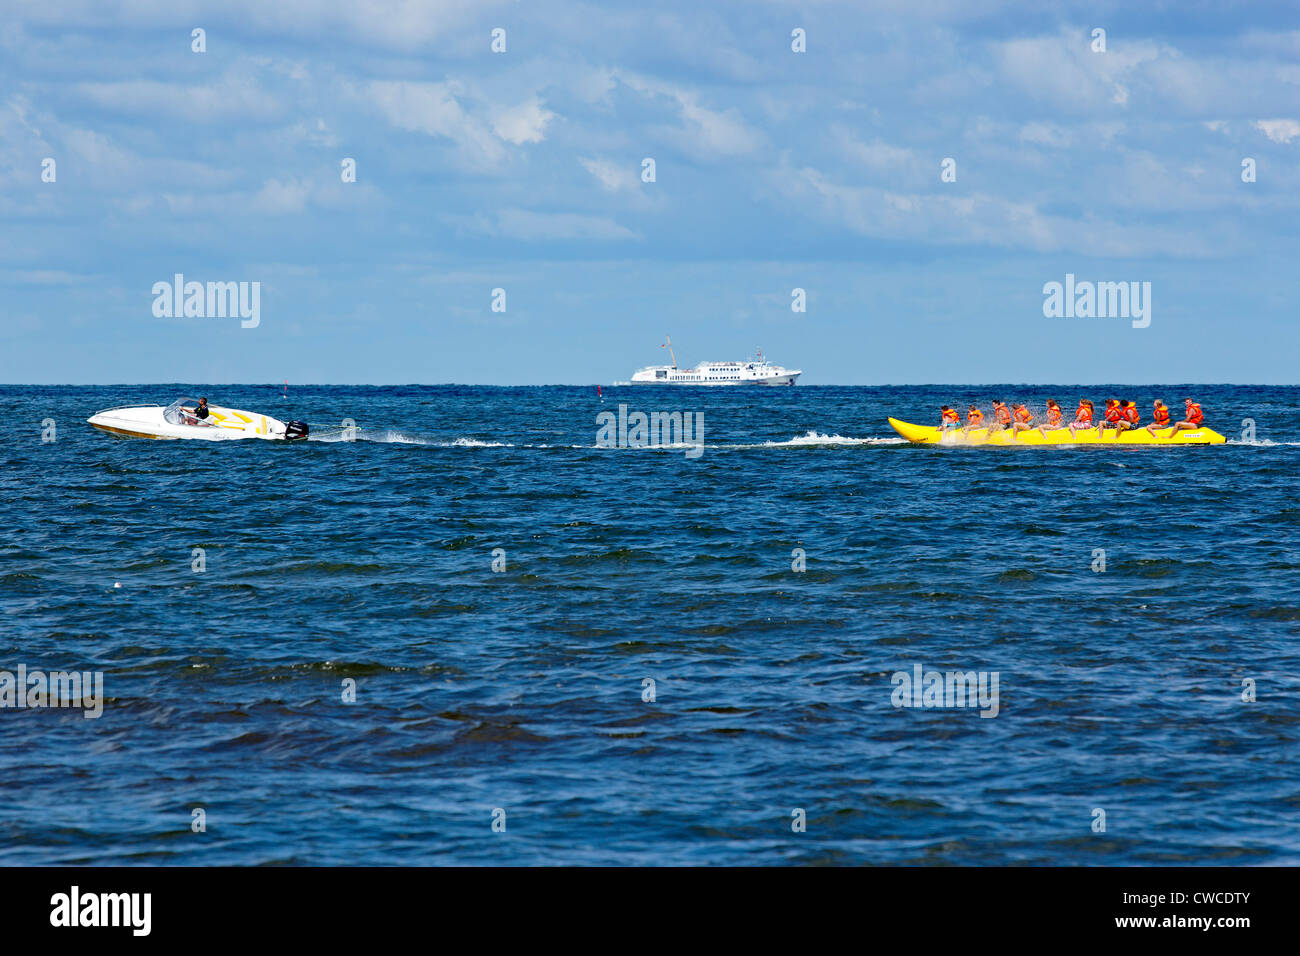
[113,582,121,588]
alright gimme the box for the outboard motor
[284,420,310,441]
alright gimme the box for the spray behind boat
[279,380,309,440]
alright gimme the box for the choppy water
[2,384,1298,865]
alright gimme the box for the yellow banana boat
[888,417,1225,445]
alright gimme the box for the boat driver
[184,397,211,425]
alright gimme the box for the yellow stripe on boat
[89,422,168,439]
[887,417,1225,445]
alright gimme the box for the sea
[2,384,1298,865]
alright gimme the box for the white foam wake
[310,430,512,446]
[310,429,902,449]
[757,430,906,447]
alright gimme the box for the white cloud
[61,127,133,173]
[580,156,637,192]
[491,97,555,145]
[618,72,762,157]
[1240,29,1300,58]
[674,95,761,155]
[79,69,282,122]
[832,127,912,167]
[994,30,1161,113]
[1255,119,1300,143]
[283,118,339,148]
[0,269,94,285]
[254,177,312,214]
[776,164,1218,258]
[6,95,43,138]
[573,67,617,106]
[9,0,504,52]
[448,208,639,241]
[1019,123,1069,147]
[367,80,505,164]
[367,82,556,163]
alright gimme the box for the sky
[1,0,1298,385]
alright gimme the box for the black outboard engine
[284,420,310,441]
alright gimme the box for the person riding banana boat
[1097,399,1123,436]
[992,400,1013,432]
[963,404,985,436]
[1036,400,1067,439]
[1068,399,1095,439]
[939,405,962,431]
[1111,399,1140,437]
[1145,399,1171,436]
[1166,397,1205,435]
[1008,402,1035,440]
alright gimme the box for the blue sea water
[1,384,1298,866]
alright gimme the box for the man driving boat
[183,397,212,425]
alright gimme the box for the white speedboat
[87,398,309,441]
[629,337,801,386]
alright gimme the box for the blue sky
[2,0,1298,384]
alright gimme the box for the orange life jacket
[1075,405,1093,424]
[1104,405,1123,422]
[941,408,959,424]
[995,405,1012,424]
[1013,407,1033,424]
[1123,405,1139,424]
[1153,405,1169,425]
[967,409,984,424]
[1186,402,1203,424]
[1046,407,1062,425]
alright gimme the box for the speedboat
[87,398,309,441]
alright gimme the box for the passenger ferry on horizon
[627,337,801,386]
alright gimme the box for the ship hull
[628,370,800,386]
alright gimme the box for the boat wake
[309,429,513,446]
[304,429,1282,450]
[304,428,898,449]
[753,430,907,448]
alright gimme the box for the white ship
[629,337,801,386]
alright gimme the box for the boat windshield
[163,397,211,426]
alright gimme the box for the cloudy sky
[2,0,1298,384]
